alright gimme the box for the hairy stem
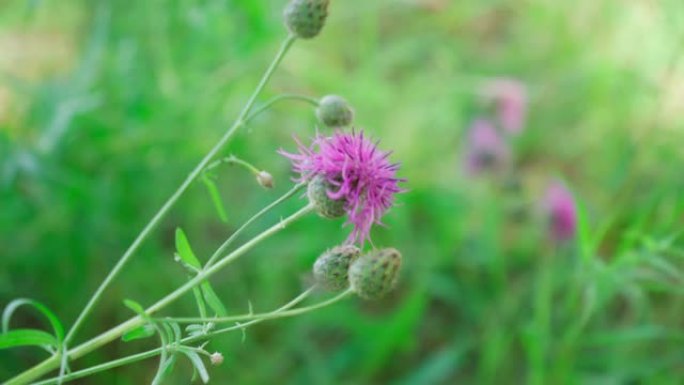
[6,202,311,385]
[33,287,352,385]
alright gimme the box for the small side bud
[210,352,224,366]
[283,0,329,39]
[349,248,402,300]
[256,171,274,189]
[307,175,346,218]
[316,95,354,127]
[313,245,361,291]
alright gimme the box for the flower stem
[5,202,311,385]
[33,287,355,385]
[244,93,320,123]
[204,182,306,268]
[60,34,297,349]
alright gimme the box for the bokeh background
[2,0,684,384]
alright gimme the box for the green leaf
[175,228,202,269]
[2,298,65,344]
[0,329,58,349]
[201,281,227,317]
[192,286,207,319]
[179,348,209,384]
[202,173,228,223]
[121,324,156,342]
[123,299,148,318]
[151,354,177,385]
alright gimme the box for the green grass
[2,0,684,383]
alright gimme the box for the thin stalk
[244,93,320,124]
[62,34,297,351]
[204,155,261,176]
[6,202,312,385]
[204,182,306,268]
[34,287,345,385]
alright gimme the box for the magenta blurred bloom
[280,130,404,245]
[481,78,528,135]
[543,181,577,243]
[463,118,511,176]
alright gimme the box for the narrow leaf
[180,348,209,384]
[0,329,57,349]
[151,354,177,385]
[2,299,64,343]
[202,174,228,223]
[192,286,207,319]
[123,299,148,319]
[121,324,156,342]
[175,228,202,269]
[201,281,227,317]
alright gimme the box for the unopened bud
[316,95,354,127]
[210,352,224,366]
[307,175,346,219]
[256,171,274,189]
[313,245,360,291]
[349,248,402,300]
[284,0,329,39]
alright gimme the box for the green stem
[244,93,320,124]
[6,202,311,385]
[204,155,261,176]
[61,34,297,352]
[159,288,353,324]
[204,182,306,268]
[33,287,353,385]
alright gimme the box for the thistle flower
[279,130,404,245]
[463,118,511,176]
[481,78,528,135]
[283,0,329,39]
[543,181,577,243]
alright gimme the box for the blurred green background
[2,0,684,383]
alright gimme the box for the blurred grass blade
[0,329,58,349]
[175,228,202,269]
[121,324,156,342]
[192,286,208,319]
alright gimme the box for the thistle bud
[316,95,354,127]
[283,0,329,39]
[349,248,402,300]
[313,245,361,291]
[210,352,224,366]
[307,175,346,218]
[256,171,274,189]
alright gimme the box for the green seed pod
[316,95,354,127]
[313,245,361,291]
[349,248,402,300]
[283,0,330,39]
[307,175,346,218]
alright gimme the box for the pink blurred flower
[280,130,404,245]
[543,181,577,243]
[481,78,528,135]
[463,118,511,176]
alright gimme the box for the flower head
[463,118,511,177]
[280,130,404,245]
[543,181,577,243]
[481,78,528,135]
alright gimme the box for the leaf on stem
[2,298,65,344]
[121,324,156,342]
[179,347,210,384]
[202,173,228,223]
[151,354,178,385]
[0,329,58,350]
[201,281,227,317]
[175,228,202,269]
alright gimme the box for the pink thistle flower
[463,118,511,177]
[279,130,404,245]
[543,181,577,243]
[481,78,528,135]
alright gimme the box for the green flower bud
[316,95,354,127]
[307,175,346,218]
[283,0,329,39]
[313,245,361,291]
[349,248,402,300]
